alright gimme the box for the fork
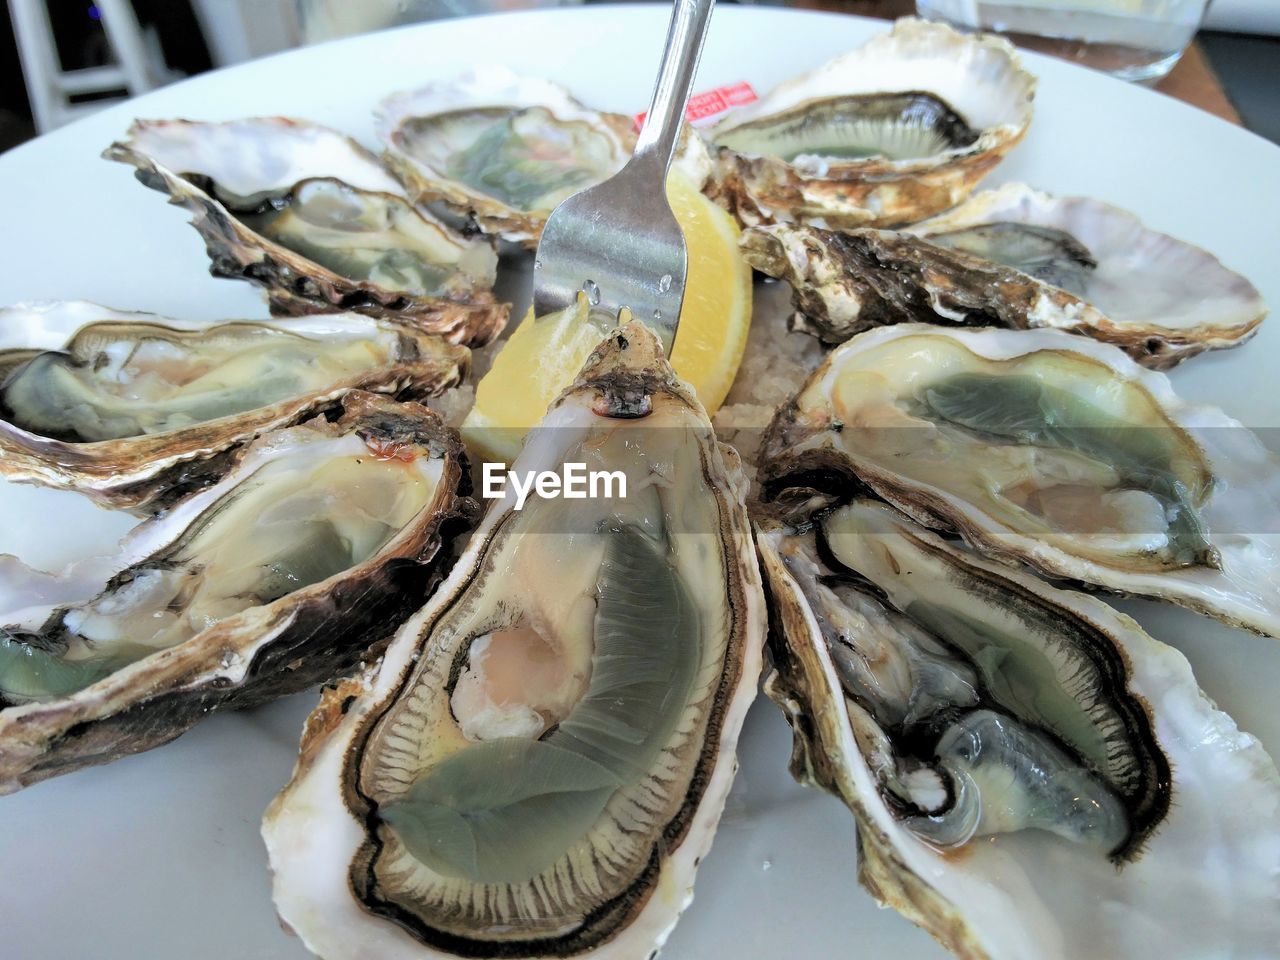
[532,0,716,356]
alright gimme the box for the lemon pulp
[463,175,752,465]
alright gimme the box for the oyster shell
[376,66,712,248]
[0,301,466,513]
[106,118,507,345]
[0,392,471,793]
[758,497,1280,959]
[263,323,765,959]
[707,18,1035,230]
[742,182,1266,369]
[760,324,1280,638]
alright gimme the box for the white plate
[1,6,1278,958]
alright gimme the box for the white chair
[8,0,176,132]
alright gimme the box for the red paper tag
[634,81,758,129]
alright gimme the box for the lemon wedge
[462,174,752,465]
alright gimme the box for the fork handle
[632,0,716,171]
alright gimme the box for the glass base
[1115,48,1187,85]
[987,28,1189,83]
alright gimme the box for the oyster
[376,66,711,248]
[707,18,1035,230]
[760,324,1280,638]
[263,324,765,959]
[0,301,466,513]
[742,182,1266,368]
[106,118,507,345]
[0,392,471,793]
[758,497,1280,959]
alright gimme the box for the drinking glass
[914,0,1213,82]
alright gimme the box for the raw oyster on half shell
[760,324,1280,638]
[263,324,765,959]
[707,18,1035,230]
[106,118,507,345]
[757,497,1280,959]
[0,392,471,793]
[742,182,1266,368]
[0,301,466,513]
[376,66,712,248]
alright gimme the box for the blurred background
[1,0,1276,150]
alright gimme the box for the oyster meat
[263,324,765,959]
[707,18,1035,230]
[742,182,1266,368]
[761,324,1280,638]
[0,301,466,512]
[758,497,1280,959]
[0,392,471,793]
[377,66,711,248]
[106,118,507,345]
